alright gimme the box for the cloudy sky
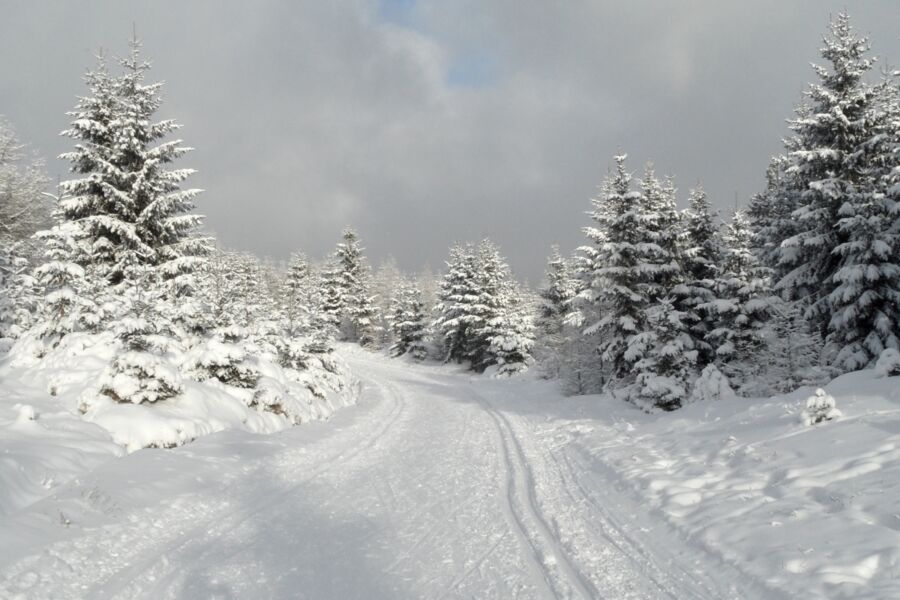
[1,1,898,282]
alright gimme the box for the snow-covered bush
[874,348,900,378]
[182,328,260,389]
[800,388,842,426]
[689,364,735,404]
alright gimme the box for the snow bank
[550,370,900,599]
[0,333,359,515]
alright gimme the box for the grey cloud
[1,0,898,282]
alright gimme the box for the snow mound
[0,332,359,514]
[874,348,900,378]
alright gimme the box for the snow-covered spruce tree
[318,256,344,335]
[283,252,313,338]
[59,40,206,313]
[464,240,507,370]
[773,14,895,370]
[640,165,682,302]
[58,39,209,403]
[826,79,900,370]
[373,257,402,349]
[416,265,440,317]
[701,211,773,391]
[747,154,797,276]
[633,299,695,411]
[432,241,533,373]
[389,278,429,360]
[474,240,534,375]
[760,297,824,393]
[301,261,337,354]
[184,248,260,389]
[277,251,335,367]
[675,186,722,368]
[32,220,95,348]
[99,262,183,403]
[535,246,577,378]
[0,119,52,341]
[333,228,379,347]
[580,154,655,386]
[433,243,478,363]
[485,286,535,376]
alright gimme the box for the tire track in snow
[469,385,598,600]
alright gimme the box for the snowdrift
[0,333,359,515]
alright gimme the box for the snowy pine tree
[580,154,655,385]
[283,252,313,338]
[389,279,429,360]
[433,240,533,373]
[100,263,183,403]
[535,247,577,378]
[827,79,900,370]
[0,119,52,341]
[634,299,695,411]
[701,211,773,390]
[675,186,722,367]
[373,257,403,349]
[333,228,379,347]
[773,13,896,371]
[59,39,206,307]
[32,220,94,347]
[433,243,479,364]
[640,165,682,302]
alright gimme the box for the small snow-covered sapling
[800,388,842,426]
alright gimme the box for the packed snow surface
[1,345,898,598]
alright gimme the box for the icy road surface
[0,350,770,599]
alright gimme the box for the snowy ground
[1,346,898,599]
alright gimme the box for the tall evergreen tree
[535,247,576,378]
[59,40,206,301]
[702,211,773,388]
[675,186,722,367]
[283,252,312,338]
[389,278,429,360]
[0,119,52,341]
[433,243,479,363]
[332,228,379,347]
[826,79,900,369]
[773,13,888,369]
[581,154,655,384]
[56,39,208,402]
[640,165,682,302]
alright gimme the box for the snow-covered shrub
[800,388,842,426]
[182,329,260,389]
[689,364,735,404]
[99,350,184,404]
[874,348,900,378]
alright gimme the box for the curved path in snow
[0,349,769,599]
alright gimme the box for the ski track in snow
[1,350,768,599]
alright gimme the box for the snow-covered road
[1,351,767,599]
